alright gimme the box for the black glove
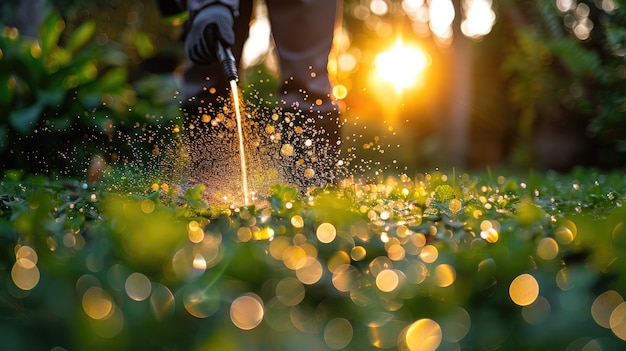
[184,4,235,65]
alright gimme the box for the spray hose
[216,41,239,82]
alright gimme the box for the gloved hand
[184,4,235,65]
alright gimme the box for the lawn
[2,167,626,350]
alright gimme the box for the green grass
[1,167,626,350]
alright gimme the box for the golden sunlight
[375,40,430,92]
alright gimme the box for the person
[160,0,343,189]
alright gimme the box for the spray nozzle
[216,41,238,82]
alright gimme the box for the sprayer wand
[216,41,239,82]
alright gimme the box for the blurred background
[1,0,625,176]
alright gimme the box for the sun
[374,40,430,92]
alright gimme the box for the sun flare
[375,40,430,92]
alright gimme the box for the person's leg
[265,0,338,113]
[265,0,342,188]
[178,0,254,194]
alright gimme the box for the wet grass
[1,167,626,350]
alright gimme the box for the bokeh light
[433,264,456,288]
[88,305,124,338]
[556,267,574,291]
[441,307,471,343]
[12,258,40,292]
[269,236,290,261]
[555,221,577,244]
[172,247,205,282]
[12,245,40,291]
[16,245,38,267]
[276,277,306,306]
[406,260,429,284]
[283,245,308,270]
[328,250,351,272]
[324,318,353,349]
[237,227,253,242]
[230,293,265,330]
[317,222,337,243]
[509,274,539,306]
[480,220,499,243]
[291,215,304,229]
[419,245,439,263]
[610,302,626,340]
[296,257,324,285]
[140,199,155,214]
[82,286,114,320]
[536,237,559,260]
[376,269,400,292]
[522,296,551,325]
[351,246,367,261]
[429,0,454,41]
[332,264,360,292]
[253,226,274,240]
[187,220,204,243]
[125,272,151,301]
[290,304,319,334]
[592,290,624,329]
[404,318,442,351]
[368,315,407,349]
[461,0,496,39]
[183,286,220,319]
[150,284,175,321]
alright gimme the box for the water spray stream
[217,41,249,206]
[230,80,249,206]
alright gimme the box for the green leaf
[65,20,96,53]
[184,184,209,210]
[97,67,127,92]
[516,198,546,226]
[38,11,63,55]
[38,88,66,107]
[434,184,455,202]
[134,32,156,59]
[549,40,601,76]
[9,103,43,134]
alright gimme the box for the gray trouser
[182,0,339,114]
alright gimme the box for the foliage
[501,0,626,168]
[0,7,182,176]
[1,168,626,350]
